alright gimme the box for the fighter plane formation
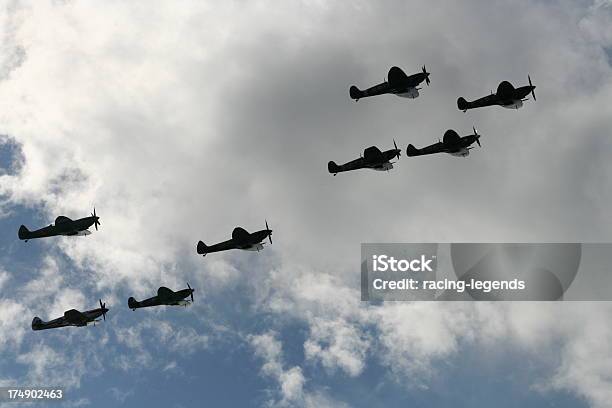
[329,66,536,174]
[19,64,535,331]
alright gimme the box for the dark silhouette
[197,221,273,256]
[407,128,482,158]
[18,208,101,242]
[32,299,108,331]
[349,66,430,101]
[128,284,195,310]
[328,140,401,175]
[457,75,536,111]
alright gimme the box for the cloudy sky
[1,0,612,406]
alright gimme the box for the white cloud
[0,299,28,352]
[304,317,369,377]
[249,331,349,407]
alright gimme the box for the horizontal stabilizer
[197,240,208,255]
[349,86,362,100]
[18,225,30,240]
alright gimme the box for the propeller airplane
[349,65,431,101]
[32,299,109,331]
[457,75,536,111]
[128,284,195,310]
[18,208,101,242]
[328,140,402,175]
[407,127,482,158]
[197,221,273,256]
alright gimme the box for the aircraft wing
[328,157,366,174]
[64,309,89,326]
[407,142,447,157]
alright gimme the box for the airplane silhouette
[457,75,536,111]
[19,208,100,242]
[128,284,195,310]
[32,299,108,331]
[197,221,273,256]
[328,141,401,175]
[407,128,482,158]
[349,66,430,101]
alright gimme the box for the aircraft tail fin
[18,225,30,240]
[349,86,363,100]
[128,297,139,310]
[197,240,208,255]
[406,144,420,157]
[328,161,341,174]
[31,317,43,330]
[457,97,469,111]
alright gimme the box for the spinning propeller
[187,282,194,302]
[422,65,430,86]
[265,220,273,245]
[473,126,481,147]
[528,74,536,101]
[91,207,101,231]
[99,299,107,321]
[393,139,401,160]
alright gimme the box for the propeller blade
[528,75,536,101]
[473,127,481,147]
[422,65,430,86]
[92,207,100,231]
[393,139,400,158]
[265,220,272,245]
[187,282,194,302]
[99,299,107,320]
